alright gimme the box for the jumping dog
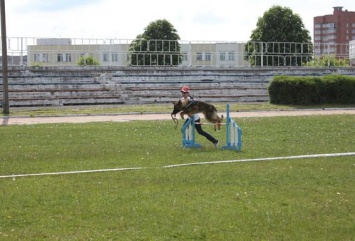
[171,99,223,130]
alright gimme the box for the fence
[0,37,353,68]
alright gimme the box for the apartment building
[314,6,355,58]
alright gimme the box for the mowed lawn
[1,115,354,240]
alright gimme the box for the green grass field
[1,114,355,240]
[4,102,355,117]
[2,102,282,117]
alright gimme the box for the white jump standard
[181,104,242,151]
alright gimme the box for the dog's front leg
[180,111,185,120]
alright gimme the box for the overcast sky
[5,0,355,42]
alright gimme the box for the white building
[27,38,248,67]
[350,40,355,66]
[27,38,130,67]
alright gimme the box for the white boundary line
[163,152,355,168]
[0,167,145,179]
[1,152,354,179]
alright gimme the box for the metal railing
[0,37,353,67]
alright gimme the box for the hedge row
[268,74,355,105]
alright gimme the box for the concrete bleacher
[2,66,353,107]
[1,74,123,107]
[116,82,268,103]
[103,69,271,104]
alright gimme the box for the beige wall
[179,42,248,67]
[350,40,355,65]
[27,41,248,67]
[27,44,130,67]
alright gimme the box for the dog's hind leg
[210,114,223,131]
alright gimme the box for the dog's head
[171,100,183,115]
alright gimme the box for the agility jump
[181,104,242,151]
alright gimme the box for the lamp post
[1,0,9,114]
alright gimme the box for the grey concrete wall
[1,66,355,107]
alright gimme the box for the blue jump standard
[181,104,242,151]
[181,118,202,148]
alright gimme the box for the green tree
[129,19,181,66]
[77,55,100,66]
[245,5,313,67]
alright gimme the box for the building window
[181,52,188,61]
[228,51,235,61]
[64,54,71,62]
[34,53,40,62]
[322,23,336,29]
[57,53,63,62]
[205,53,211,61]
[196,52,202,61]
[42,53,48,62]
[57,53,71,62]
[103,53,109,62]
[220,52,226,61]
[112,53,119,62]
[324,29,336,34]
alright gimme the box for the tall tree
[245,5,313,67]
[129,19,181,66]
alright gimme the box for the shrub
[268,74,355,104]
[77,55,100,66]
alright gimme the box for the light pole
[1,0,9,114]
